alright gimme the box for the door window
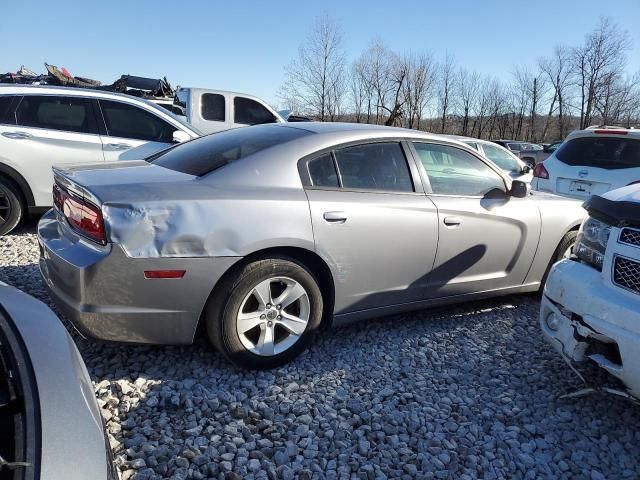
[234,97,276,125]
[0,96,16,124]
[308,153,339,188]
[201,93,225,122]
[99,100,176,142]
[14,96,97,134]
[333,143,414,192]
[413,142,505,196]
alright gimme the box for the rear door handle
[2,131,32,139]
[104,142,131,151]
[444,216,461,226]
[323,211,348,224]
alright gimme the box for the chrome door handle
[104,143,131,151]
[443,216,461,226]
[323,211,348,224]
[2,131,32,139]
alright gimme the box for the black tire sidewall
[541,230,578,289]
[207,258,323,370]
[0,180,23,236]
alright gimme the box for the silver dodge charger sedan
[38,123,585,369]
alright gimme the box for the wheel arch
[196,246,336,337]
[0,163,34,207]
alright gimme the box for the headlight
[574,216,611,271]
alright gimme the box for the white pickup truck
[173,88,285,134]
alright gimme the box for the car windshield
[480,143,521,172]
[555,136,640,170]
[143,99,201,135]
[148,124,311,176]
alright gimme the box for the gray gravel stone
[3,225,640,479]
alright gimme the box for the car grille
[619,228,640,248]
[613,256,640,294]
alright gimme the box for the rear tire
[0,178,24,236]
[205,257,323,370]
[541,230,578,290]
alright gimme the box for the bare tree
[401,52,436,129]
[278,15,347,121]
[539,45,572,139]
[457,68,479,136]
[572,17,631,128]
[437,54,456,133]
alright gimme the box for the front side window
[201,93,225,122]
[0,96,16,124]
[333,143,413,192]
[234,97,276,125]
[480,143,521,173]
[100,100,176,142]
[15,96,95,134]
[555,137,640,169]
[150,124,311,176]
[462,141,479,151]
[413,142,505,196]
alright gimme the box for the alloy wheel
[236,276,310,356]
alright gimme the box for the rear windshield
[149,125,311,176]
[555,136,640,169]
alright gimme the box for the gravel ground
[2,222,640,480]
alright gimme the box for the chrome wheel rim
[563,243,574,259]
[0,189,10,225]
[236,276,310,356]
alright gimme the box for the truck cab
[174,88,284,134]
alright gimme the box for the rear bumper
[540,259,640,398]
[38,209,240,344]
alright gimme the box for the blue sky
[2,0,639,108]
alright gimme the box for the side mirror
[510,180,530,198]
[172,130,191,143]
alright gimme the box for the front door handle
[443,216,461,226]
[2,131,32,139]
[323,211,348,224]
[104,142,131,151]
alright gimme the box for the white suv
[540,184,640,399]
[532,127,640,200]
[0,85,199,235]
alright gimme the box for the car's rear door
[409,141,540,297]
[0,94,104,206]
[302,140,439,314]
[97,99,177,161]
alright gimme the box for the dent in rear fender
[102,194,316,258]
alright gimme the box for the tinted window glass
[234,97,276,125]
[480,143,521,172]
[334,143,413,192]
[175,89,189,108]
[100,100,176,142]
[507,143,522,151]
[555,137,640,169]
[201,93,225,121]
[0,96,15,124]
[462,141,479,151]
[150,125,311,176]
[413,142,505,196]
[15,96,95,133]
[308,154,339,187]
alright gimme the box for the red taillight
[144,270,186,279]
[54,183,105,243]
[593,129,628,135]
[533,162,549,180]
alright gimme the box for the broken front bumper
[541,259,640,399]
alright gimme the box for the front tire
[205,257,323,369]
[0,179,24,236]
[541,230,578,289]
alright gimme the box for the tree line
[279,16,639,142]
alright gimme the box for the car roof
[0,83,151,102]
[277,121,454,140]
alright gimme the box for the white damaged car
[540,184,640,399]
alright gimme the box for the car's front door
[0,95,104,206]
[97,100,177,161]
[303,141,439,314]
[410,141,540,297]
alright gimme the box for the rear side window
[100,100,176,142]
[150,125,311,176]
[201,93,225,122]
[308,154,339,187]
[234,97,276,125]
[0,96,15,124]
[15,96,96,134]
[556,137,640,169]
[333,143,414,192]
